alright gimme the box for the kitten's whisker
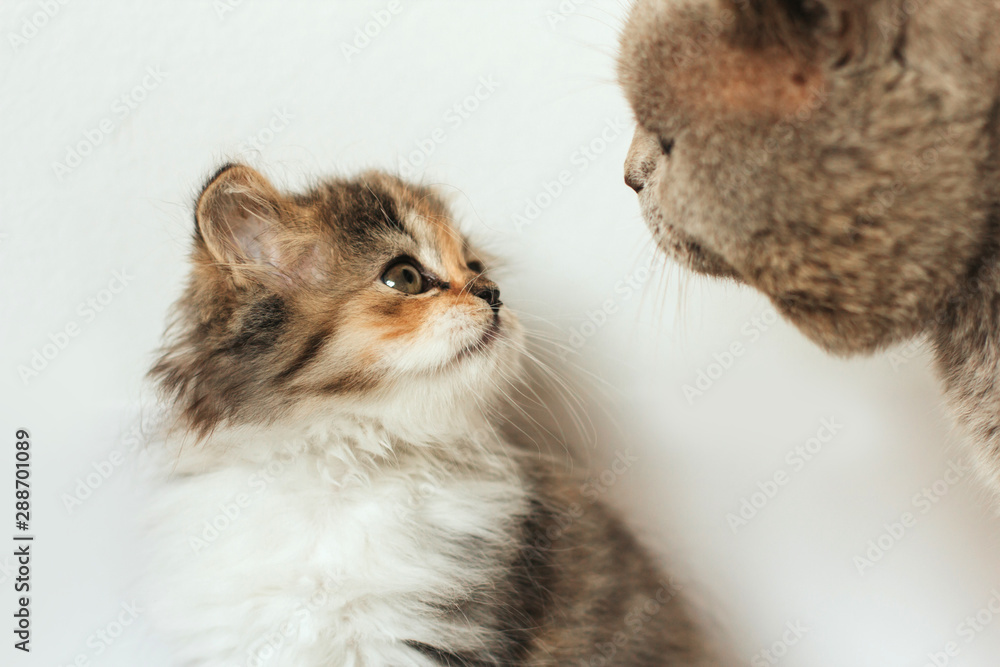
[518,355,594,450]
[478,374,549,457]
[505,335,600,453]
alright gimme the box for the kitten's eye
[467,260,485,274]
[659,138,674,156]
[381,260,425,295]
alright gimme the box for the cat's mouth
[649,216,742,281]
[629,150,742,281]
[452,317,502,365]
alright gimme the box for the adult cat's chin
[639,200,926,356]
[639,198,741,281]
[769,296,925,358]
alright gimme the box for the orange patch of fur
[365,291,431,342]
[672,43,825,119]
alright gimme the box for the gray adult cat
[618,0,1000,490]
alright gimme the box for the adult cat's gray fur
[618,0,1000,490]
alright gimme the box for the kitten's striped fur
[145,165,715,666]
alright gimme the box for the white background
[2,1,1000,665]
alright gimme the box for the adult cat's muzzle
[624,127,741,281]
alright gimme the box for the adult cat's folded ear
[727,0,868,56]
[194,164,317,287]
[618,0,882,131]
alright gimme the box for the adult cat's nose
[473,283,502,312]
[624,127,662,194]
[625,171,645,194]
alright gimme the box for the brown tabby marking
[150,165,495,436]
[150,163,720,665]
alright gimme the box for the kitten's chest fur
[145,416,531,667]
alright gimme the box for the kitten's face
[619,0,999,354]
[152,165,522,434]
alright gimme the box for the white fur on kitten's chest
[144,416,528,667]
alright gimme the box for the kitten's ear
[195,164,299,283]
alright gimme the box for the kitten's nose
[473,284,502,312]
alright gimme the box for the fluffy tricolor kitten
[145,164,712,666]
